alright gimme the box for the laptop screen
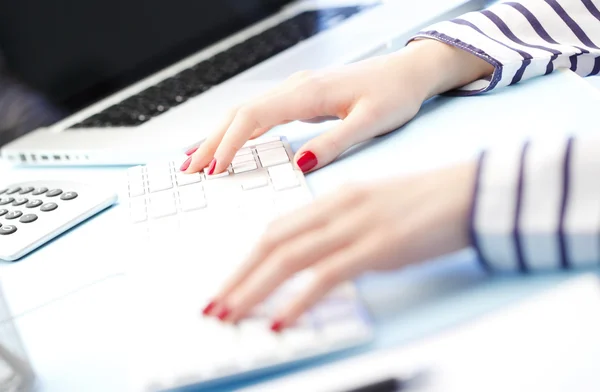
[0,0,292,113]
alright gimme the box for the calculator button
[0,197,15,205]
[12,198,28,206]
[6,186,21,195]
[0,188,7,195]
[18,186,34,195]
[0,209,7,217]
[0,225,17,235]
[46,189,63,197]
[19,214,38,224]
[26,199,43,208]
[41,202,58,212]
[60,191,78,201]
[5,211,23,220]
[32,187,49,195]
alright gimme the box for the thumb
[293,105,377,173]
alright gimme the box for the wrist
[400,38,495,100]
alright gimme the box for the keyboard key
[204,167,230,179]
[149,191,177,218]
[268,163,300,191]
[232,161,258,174]
[232,154,255,166]
[129,198,148,223]
[61,191,78,201]
[244,136,282,148]
[41,202,58,212]
[26,199,43,208]
[46,189,63,197]
[255,140,284,152]
[6,211,22,220]
[18,186,34,195]
[238,319,281,366]
[258,147,290,167]
[6,186,21,195]
[19,214,38,224]
[178,186,207,212]
[0,225,17,235]
[0,188,6,195]
[240,172,269,191]
[32,187,48,195]
[0,197,15,205]
[12,197,28,206]
[147,163,174,193]
[0,209,7,217]
[320,318,370,349]
[175,172,202,187]
[234,147,253,157]
[127,166,145,181]
[281,325,320,356]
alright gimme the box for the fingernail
[217,307,230,321]
[270,319,284,333]
[185,146,198,156]
[208,158,217,175]
[202,300,217,316]
[296,151,317,173]
[180,156,192,172]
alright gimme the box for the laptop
[0,0,483,166]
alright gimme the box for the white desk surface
[1,66,600,392]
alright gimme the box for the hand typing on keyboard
[202,161,478,331]
[182,38,493,176]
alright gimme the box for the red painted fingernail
[185,146,198,156]
[202,300,216,316]
[296,151,317,173]
[180,156,192,172]
[270,319,284,333]
[217,307,230,321]
[207,158,217,175]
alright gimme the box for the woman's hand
[202,160,478,330]
[182,39,494,174]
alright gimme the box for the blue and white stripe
[413,0,600,272]
[412,0,600,93]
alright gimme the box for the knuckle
[304,74,327,94]
[338,183,368,203]
[235,105,261,129]
[315,268,338,291]
[271,248,298,271]
[261,220,284,246]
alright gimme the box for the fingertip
[179,156,192,172]
[270,319,284,333]
[295,150,318,173]
[185,146,199,156]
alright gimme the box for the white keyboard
[123,137,374,391]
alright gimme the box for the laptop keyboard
[70,6,368,129]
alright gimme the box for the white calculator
[0,181,117,261]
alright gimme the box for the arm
[186,0,599,175]
[412,0,600,94]
[472,134,600,272]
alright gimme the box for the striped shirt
[413,0,600,272]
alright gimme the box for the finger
[204,191,356,315]
[222,214,365,323]
[292,103,380,174]
[184,81,295,173]
[184,108,237,173]
[270,237,380,330]
[210,83,338,174]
